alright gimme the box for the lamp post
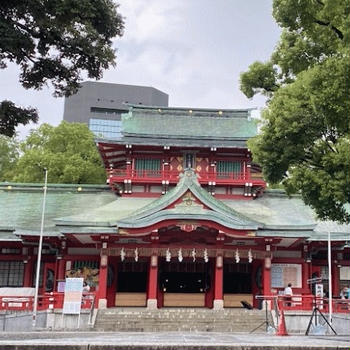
[327,231,333,325]
[32,168,48,328]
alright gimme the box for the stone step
[94,307,272,332]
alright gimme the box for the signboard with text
[62,278,83,314]
[271,263,302,288]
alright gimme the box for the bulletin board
[271,263,302,288]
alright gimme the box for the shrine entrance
[223,262,253,307]
[114,260,148,307]
[159,259,213,307]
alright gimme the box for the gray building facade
[63,81,168,138]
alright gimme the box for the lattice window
[216,161,242,178]
[135,158,161,177]
[0,261,24,287]
[73,261,99,269]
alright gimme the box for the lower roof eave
[59,226,117,234]
[256,230,313,238]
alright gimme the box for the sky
[0,0,281,138]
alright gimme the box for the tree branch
[314,19,344,40]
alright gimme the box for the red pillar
[57,259,66,280]
[55,258,66,292]
[213,255,223,309]
[263,257,271,296]
[302,262,311,293]
[97,254,108,309]
[147,254,158,309]
[332,263,340,297]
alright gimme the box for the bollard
[276,309,288,336]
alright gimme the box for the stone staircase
[94,307,273,332]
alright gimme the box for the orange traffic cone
[276,310,288,336]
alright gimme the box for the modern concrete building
[63,81,168,138]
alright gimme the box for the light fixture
[264,256,271,269]
[100,255,108,267]
[216,255,223,268]
[151,255,158,267]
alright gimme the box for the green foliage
[242,0,350,223]
[0,134,19,181]
[12,122,106,184]
[0,0,124,136]
[240,62,279,98]
[0,100,38,137]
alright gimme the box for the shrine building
[0,105,349,311]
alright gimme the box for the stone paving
[0,331,349,350]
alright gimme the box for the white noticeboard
[271,263,302,288]
[63,278,83,314]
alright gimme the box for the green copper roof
[1,182,349,241]
[224,192,316,231]
[55,197,152,227]
[0,183,116,237]
[121,106,257,140]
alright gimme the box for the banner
[62,278,83,314]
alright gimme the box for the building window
[216,161,242,178]
[90,107,127,116]
[1,248,21,254]
[135,159,161,177]
[0,261,24,287]
[89,118,122,138]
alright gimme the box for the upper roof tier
[96,105,257,146]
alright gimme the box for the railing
[0,292,95,312]
[257,294,350,314]
[108,169,257,183]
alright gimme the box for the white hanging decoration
[204,248,209,263]
[178,248,183,262]
[120,247,126,262]
[134,247,139,262]
[191,248,196,262]
[235,249,240,263]
[248,249,253,263]
[166,248,171,262]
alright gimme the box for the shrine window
[134,158,161,177]
[216,161,242,178]
[0,261,24,287]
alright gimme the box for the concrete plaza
[0,331,349,350]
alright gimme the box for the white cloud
[0,0,280,138]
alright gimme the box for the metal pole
[32,168,48,328]
[327,230,333,325]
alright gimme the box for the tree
[0,0,124,136]
[12,121,106,184]
[240,0,350,223]
[0,100,38,137]
[0,134,19,181]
